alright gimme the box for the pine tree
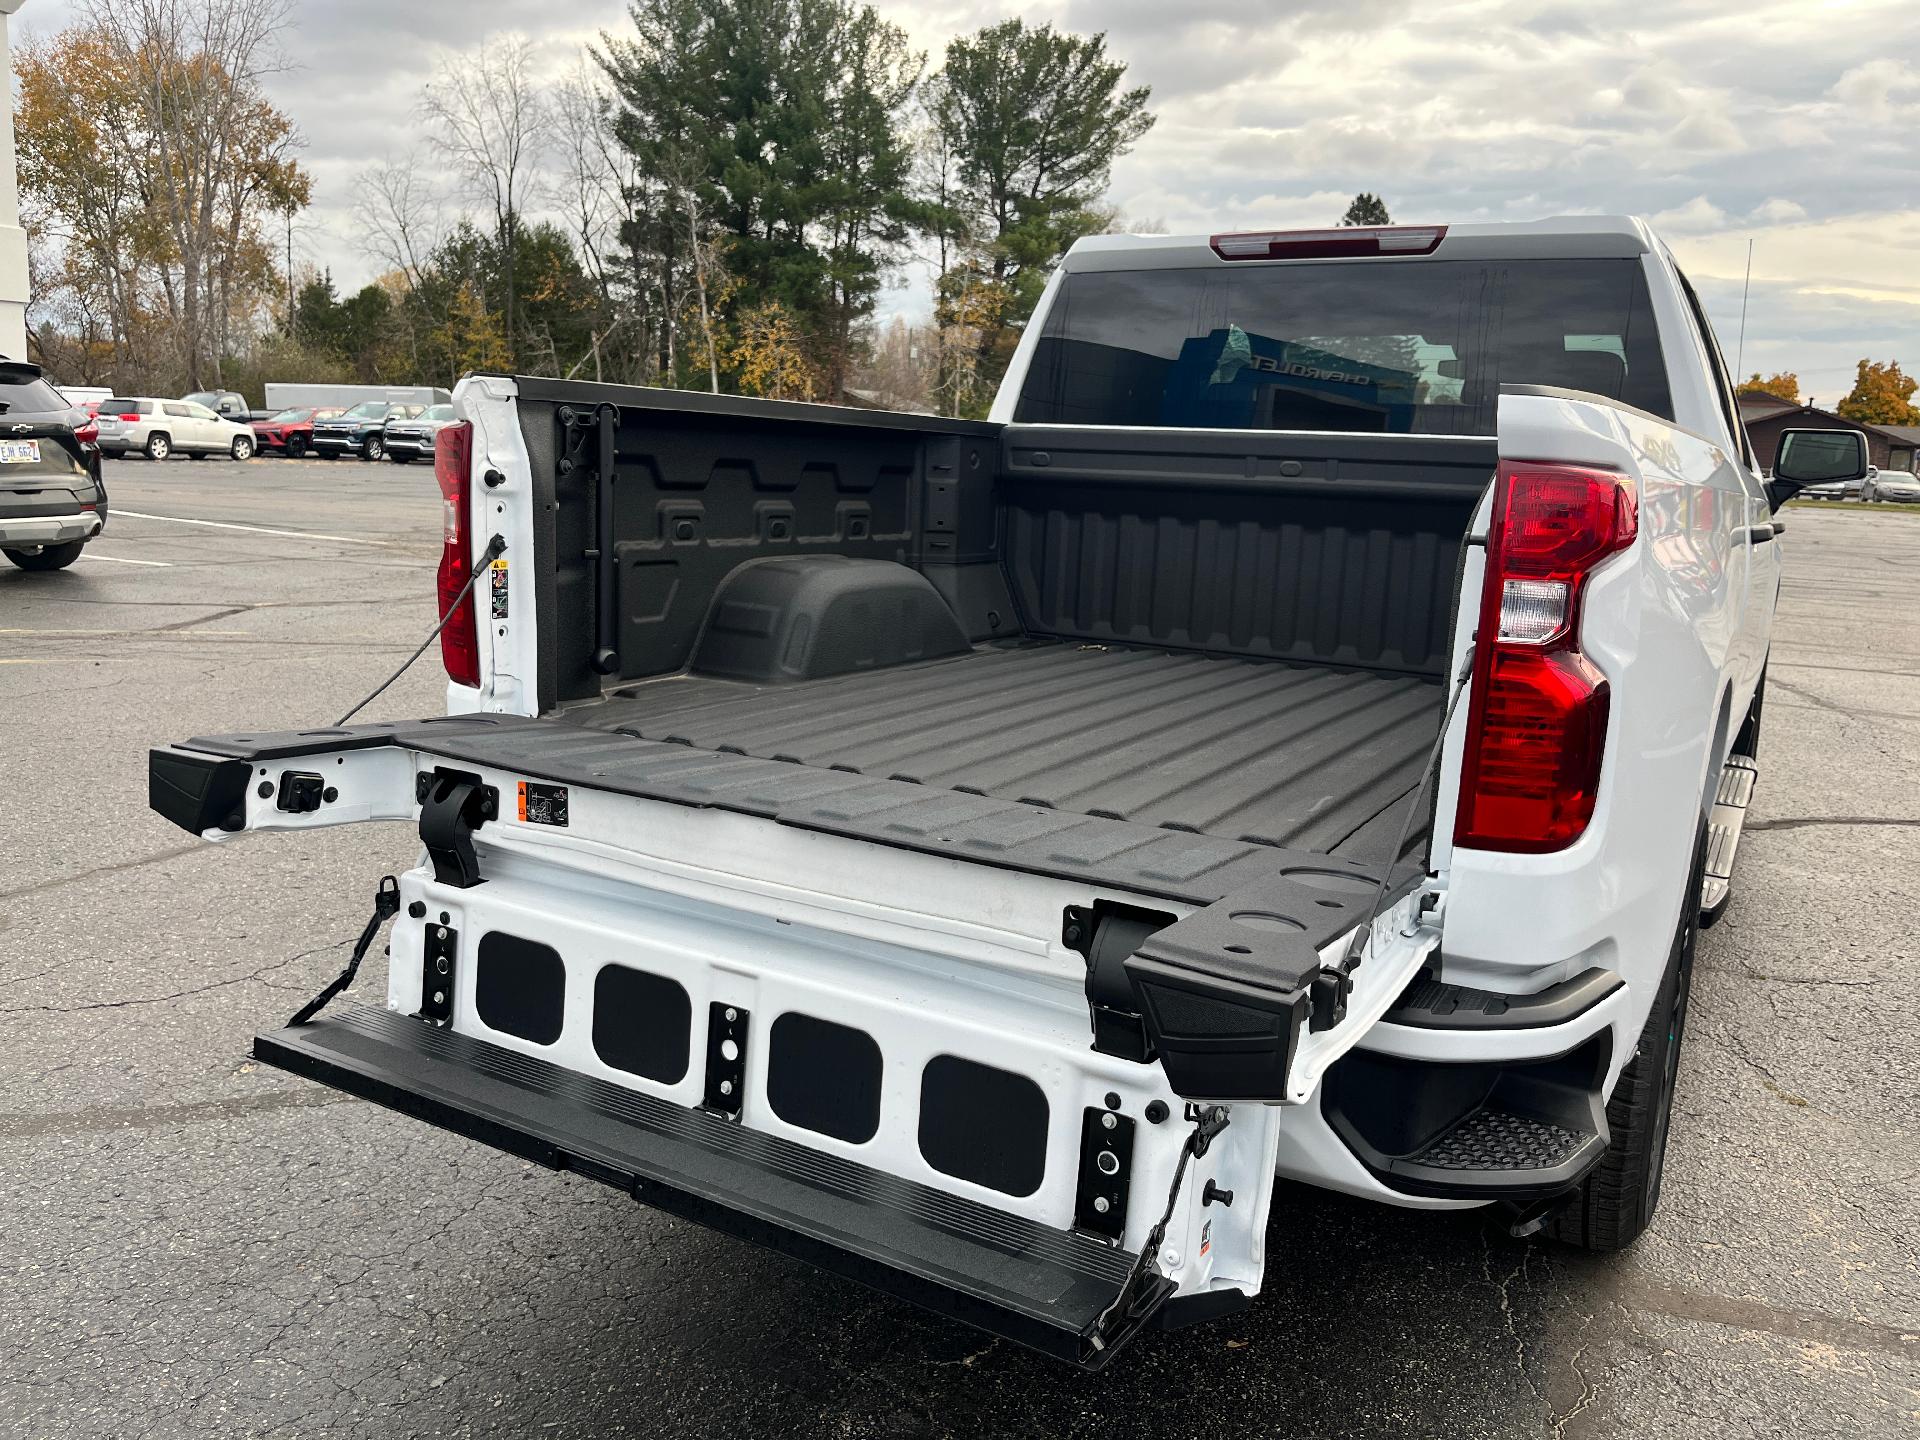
[1340,192,1391,226]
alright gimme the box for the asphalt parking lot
[2,459,1915,1438]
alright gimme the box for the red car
[250,406,344,459]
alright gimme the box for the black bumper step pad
[256,1006,1149,1367]
[1408,1108,1592,1172]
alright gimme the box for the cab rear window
[1014,258,1673,434]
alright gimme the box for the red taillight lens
[434,419,480,688]
[1455,461,1636,853]
[1495,464,1638,579]
[1457,648,1611,850]
[117,413,141,422]
[75,421,99,444]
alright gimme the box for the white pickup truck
[148,217,1865,1367]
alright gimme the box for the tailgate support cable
[287,875,401,1026]
[333,534,507,727]
[1088,1104,1230,1354]
[1314,644,1476,1030]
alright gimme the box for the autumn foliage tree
[1836,359,1920,426]
[18,2,310,394]
[1741,371,1799,403]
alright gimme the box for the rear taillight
[75,421,99,444]
[116,413,141,422]
[1455,462,1637,853]
[434,419,480,688]
[1210,225,1446,260]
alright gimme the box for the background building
[1738,393,1918,474]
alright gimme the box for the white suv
[93,398,258,461]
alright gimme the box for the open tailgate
[148,714,1410,1366]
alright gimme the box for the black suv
[0,362,107,572]
[309,401,425,462]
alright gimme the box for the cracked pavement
[2,468,1915,1437]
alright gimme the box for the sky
[19,0,1920,406]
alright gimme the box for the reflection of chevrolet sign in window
[1244,353,1376,387]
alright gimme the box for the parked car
[183,389,270,423]
[382,403,458,463]
[93,398,259,460]
[152,216,1848,1367]
[1870,469,1920,503]
[309,401,425,462]
[1795,476,1850,500]
[0,360,109,571]
[250,406,344,459]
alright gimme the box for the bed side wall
[998,428,1493,678]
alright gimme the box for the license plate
[0,439,42,463]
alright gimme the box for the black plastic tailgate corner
[148,746,254,835]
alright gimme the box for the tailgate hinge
[416,768,498,889]
[1065,902,1173,1064]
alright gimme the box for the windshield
[340,402,386,419]
[422,405,454,422]
[268,408,312,422]
[1014,257,1673,434]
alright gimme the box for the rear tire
[4,540,85,571]
[145,432,171,461]
[1547,828,1702,1252]
[231,435,255,461]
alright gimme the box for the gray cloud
[17,0,1919,401]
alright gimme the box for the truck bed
[565,641,1442,863]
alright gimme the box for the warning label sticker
[490,556,510,619]
[517,780,568,827]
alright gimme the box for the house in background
[1738,392,1918,474]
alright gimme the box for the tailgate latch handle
[417,768,498,889]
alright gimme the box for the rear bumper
[1300,969,1630,1204]
[0,510,101,547]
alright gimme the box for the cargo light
[434,419,480,688]
[1209,225,1446,261]
[1455,462,1637,853]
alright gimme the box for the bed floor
[566,641,1443,863]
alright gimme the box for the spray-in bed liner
[570,640,1442,862]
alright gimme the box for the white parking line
[77,552,173,567]
[111,510,409,548]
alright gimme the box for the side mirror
[1767,429,1868,510]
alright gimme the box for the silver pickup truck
[148,216,1863,1367]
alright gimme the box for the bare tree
[353,154,446,296]
[551,62,627,303]
[682,186,723,396]
[80,0,297,388]
[421,34,547,363]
